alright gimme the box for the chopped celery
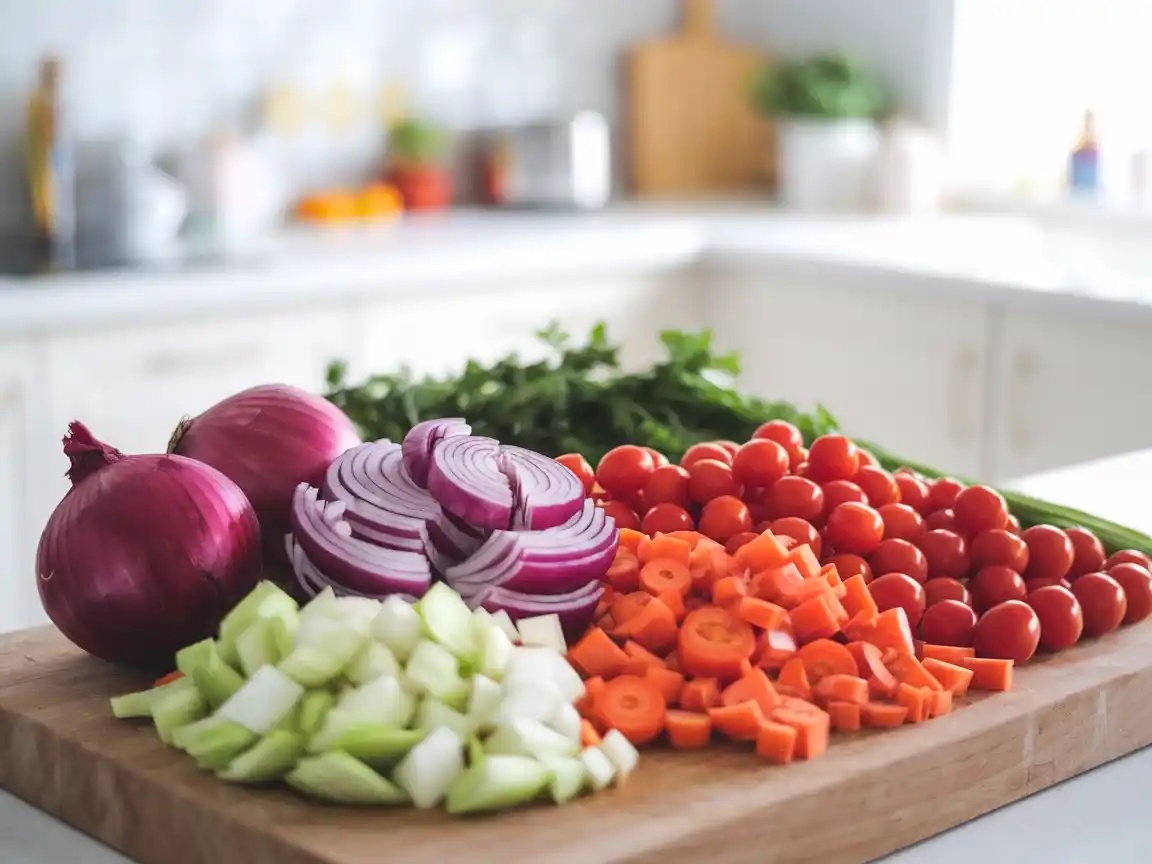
[499,682,565,726]
[175,639,244,708]
[298,690,335,738]
[279,626,367,688]
[418,582,477,660]
[486,609,522,645]
[319,725,426,765]
[505,647,585,703]
[515,614,566,653]
[216,665,304,735]
[152,686,208,746]
[109,675,194,719]
[415,698,474,739]
[174,717,258,771]
[599,729,640,780]
[484,719,579,759]
[371,595,424,662]
[466,674,502,734]
[579,746,616,791]
[287,752,409,805]
[333,596,385,627]
[551,702,582,743]
[217,730,305,784]
[392,726,464,809]
[267,612,296,660]
[337,676,415,728]
[404,640,469,709]
[537,754,587,805]
[294,613,369,650]
[444,755,549,815]
[218,581,299,666]
[344,641,400,687]
[235,617,280,678]
[298,587,340,621]
[466,735,486,767]
[479,624,514,681]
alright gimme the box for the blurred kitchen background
[1,0,1152,631]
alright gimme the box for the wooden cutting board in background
[628,0,773,198]
[4,622,1152,864]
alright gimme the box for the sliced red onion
[287,536,418,603]
[402,418,471,488]
[500,445,586,530]
[465,580,604,640]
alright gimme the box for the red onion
[37,422,262,669]
[466,580,604,640]
[402,417,470,487]
[287,536,418,604]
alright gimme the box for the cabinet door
[989,306,1152,480]
[709,268,990,477]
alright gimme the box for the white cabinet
[988,306,1152,481]
[707,266,990,477]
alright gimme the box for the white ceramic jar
[873,119,946,215]
[776,118,879,212]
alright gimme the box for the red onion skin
[38,422,262,670]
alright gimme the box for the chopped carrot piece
[612,597,679,654]
[665,710,711,749]
[569,627,630,679]
[708,700,765,741]
[617,528,646,552]
[926,687,953,718]
[637,535,692,567]
[689,543,729,582]
[735,596,787,631]
[153,670,184,688]
[794,638,858,682]
[712,575,748,607]
[753,563,805,604]
[754,627,797,671]
[776,575,835,610]
[770,703,830,759]
[921,644,976,664]
[827,700,862,732]
[677,606,756,680]
[661,530,707,549]
[611,591,653,625]
[823,589,850,627]
[623,640,666,673]
[843,609,878,637]
[895,682,927,724]
[821,563,846,596]
[640,557,693,597]
[680,677,721,712]
[580,719,602,747]
[755,720,797,763]
[921,657,974,696]
[664,651,681,673]
[849,607,915,655]
[721,668,780,714]
[594,675,667,746]
[596,613,616,632]
[594,598,612,622]
[861,701,909,728]
[959,657,1013,691]
[576,676,605,718]
[606,552,641,592]
[789,544,821,580]
[846,641,899,697]
[885,651,943,692]
[840,574,879,620]
[644,665,685,706]
[734,530,790,572]
[775,657,812,700]
[812,674,869,706]
[789,594,841,643]
[656,587,687,622]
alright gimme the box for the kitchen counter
[1,450,1150,863]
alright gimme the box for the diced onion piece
[392,726,465,809]
[599,729,640,781]
[488,609,522,644]
[467,580,604,642]
[505,647,585,704]
[338,675,416,729]
[279,625,367,688]
[516,614,567,653]
[371,595,424,662]
[499,681,565,726]
[444,754,550,815]
[344,641,401,687]
[551,702,583,743]
[215,666,304,735]
[467,674,503,733]
[537,754,587,805]
[415,698,474,738]
[579,746,616,791]
[404,640,469,710]
[418,582,477,660]
[483,719,579,759]
[479,623,515,681]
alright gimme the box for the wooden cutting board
[627,0,773,198]
[3,623,1152,864]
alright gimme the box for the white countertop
[2,450,1151,863]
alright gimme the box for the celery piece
[278,626,367,688]
[466,674,502,734]
[320,725,426,765]
[392,726,464,809]
[479,624,514,681]
[537,754,587,805]
[371,595,424,662]
[499,682,565,726]
[344,640,400,687]
[218,581,299,666]
[216,665,304,735]
[217,730,306,784]
[286,752,408,805]
[444,755,550,815]
[599,729,640,780]
[337,675,416,729]
[505,647,585,703]
[235,617,280,678]
[152,686,208,746]
[267,612,297,660]
[404,640,468,709]
[109,675,194,719]
[515,614,566,653]
[551,702,582,743]
[418,583,477,660]
[175,717,259,771]
[175,639,244,708]
[415,698,474,739]
[484,719,579,759]
[579,746,616,791]
[466,734,486,767]
[298,690,335,739]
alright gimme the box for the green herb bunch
[750,52,890,120]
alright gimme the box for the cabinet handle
[948,345,979,445]
[1007,350,1039,453]
[144,343,263,377]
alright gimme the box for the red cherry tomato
[854,466,901,507]
[1108,563,1152,625]
[1027,585,1083,652]
[1105,549,1152,571]
[687,458,740,504]
[698,495,752,543]
[680,442,732,469]
[856,449,878,469]
[868,539,929,584]
[597,500,640,531]
[794,460,812,478]
[1071,572,1127,638]
[1022,525,1075,583]
[925,508,960,533]
[595,445,655,497]
[725,532,759,555]
[645,448,670,467]
[822,480,868,511]
[924,577,971,607]
[642,464,690,509]
[917,529,970,579]
[927,477,965,512]
[807,435,860,483]
[1024,576,1071,592]
[640,503,694,535]
[829,553,873,584]
[768,517,822,559]
[1005,515,1022,536]
[751,420,804,455]
[952,485,1009,536]
[877,503,925,542]
[824,502,884,556]
[711,440,741,459]
[969,565,1027,614]
[790,448,810,470]
[969,529,1030,573]
[974,600,1041,663]
[894,473,931,514]
[765,476,825,523]
[869,573,927,626]
[919,599,977,647]
[731,439,789,488]
[620,488,648,515]
[1064,527,1106,579]
[555,453,595,495]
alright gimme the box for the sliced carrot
[921,657,974,696]
[644,665,685,706]
[840,574,879,620]
[153,670,184,688]
[569,627,630,679]
[921,644,976,664]
[580,719,603,747]
[576,676,606,718]
[926,687,953,718]
[734,596,787,631]
[754,627,798,672]
[959,657,1013,691]
[734,530,790,572]
[661,530,707,549]
[689,542,728,578]
[789,594,841,643]
[611,591,653,625]
[593,597,612,621]
[617,528,646,553]
[794,638,858,682]
[640,557,693,597]
[850,607,915,655]
[712,575,748,607]
[721,668,780,714]
[665,709,711,749]
[596,613,616,632]
[594,674,667,746]
[753,562,805,604]
[770,703,830,759]
[637,535,692,567]
[861,701,909,728]
[821,563,846,596]
[738,657,754,678]
[812,674,869,706]
[884,651,943,692]
[827,700,862,732]
[656,587,687,622]
[843,609,878,637]
[677,606,756,680]
[680,677,721,712]
[823,589,850,628]
[846,641,899,697]
[895,682,927,724]
[776,575,834,610]
[664,651,682,673]
[775,657,812,700]
[623,640,666,673]
[605,552,641,592]
[755,720,797,763]
[707,700,765,741]
[612,597,679,654]
[789,544,821,580]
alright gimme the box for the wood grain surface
[2,621,1152,864]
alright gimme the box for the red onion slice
[446,501,608,574]
[499,445,585,530]
[402,418,471,488]
[465,580,604,640]
[287,536,419,603]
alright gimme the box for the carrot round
[679,677,721,712]
[827,700,862,732]
[612,592,654,625]
[606,553,641,592]
[594,674,668,746]
[613,597,678,654]
[861,701,908,728]
[617,528,646,553]
[846,641,898,697]
[638,535,691,566]
[677,606,757,681]
[640,557,692,597]
[794,638,858,682]
[665,710,711,749]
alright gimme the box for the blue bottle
[1069,109,1099,196]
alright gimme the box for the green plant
[388,117,450,167]
[750,52,890,120]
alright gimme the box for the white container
[873,119,946,214]
[776,118,879,212]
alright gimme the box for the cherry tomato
[919,599,977,647]
[698,495,752,543]
[596,499,640,531]
[917,529,970,579]
[969,529,1030,573]
[1026,585,1083,652]
[927,477,965,512]
[789,448,810,471]
[1071,572,1127,638]
[925,508,960,533]
[1022,525,1075,583]
[822,480,868,511]
[953,485,1009,535]
[794,460,812,478]
[877,503,925,542]
[680,442,732,469]
[711,440,741,459]
[807,435,860,483]
[753,521,773,534]
[725,532,759,556]
[640,503,694,535]
[969,565,1027,614]
[645,448,670,467]
[869,573,927,626]
[1105,549,1152,571]
[854,466,901,508]
[769,517,822,559]
[642,464,690,509]
[687,458,740,504]
[1062,527,1105,579]
[751,419,804,453]
[1005,515,1022,536]
[620,488,648,515]
[825,502,885,556]
[1025,576,1071,592]
[869,538,929,584]
[555,453,595,495]
[596,445,656,497]
[829,553,873,584]
[765,475,825,523]
[1108,563,1152,625]
[590,482,609,503]
[894,473,931,514]
[974,600,1041,663]
[732,439,789,488]
[924,577,971,607]
[856,449,878,469]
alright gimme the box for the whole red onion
[37,422,262,669]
